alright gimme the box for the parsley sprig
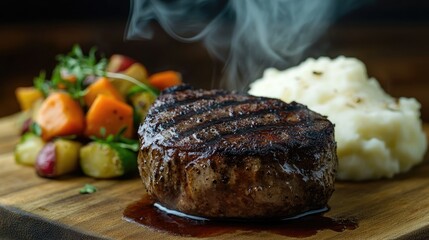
[33,45,158,103]
[79,184,97,194]
[33,45,106,100]
[57,45,107,81]
[34,71,50,97]
[56,45,107,100]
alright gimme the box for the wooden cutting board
[1,113,429,240]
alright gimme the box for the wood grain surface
[1,114,429,240]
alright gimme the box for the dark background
[1,0,429,120]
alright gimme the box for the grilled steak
[138,85,337,219]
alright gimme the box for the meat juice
[123,196,358,238]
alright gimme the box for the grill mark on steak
[176,111,328,155]
[174,111,285,143]
[153,97,287,139]
[140,87,325,157]
[172,108,282,139]
[145,89,314,151]
[157,98,261,130]
[191,124,292,152]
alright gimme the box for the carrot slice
[35,92,85,141]
[85,95,133,138]
[84,77,124,107]
[149,71,182,90]
[15,87,44,111]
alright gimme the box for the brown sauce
[123,197,358,238]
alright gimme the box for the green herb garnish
[34,71,50,97]
[57,45,107,82]
[33,45,158,105]
[30,122,42,137]
[79,184,97,194]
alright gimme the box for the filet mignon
[138,85,337,219]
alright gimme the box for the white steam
[127,0,360,90]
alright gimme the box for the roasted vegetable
[35,138,82,178]
[85,95,134,138]
[106,54,136,73]
[80,142,137,178]
[15,87,44,111]
[14,45,174,181]
[149,70,182,90]
[35,92,85,141]
[109,63,149,96]
[129,91,157,123]
[83,77,124,107]
[14,132,45,166]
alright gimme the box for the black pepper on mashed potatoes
[249,56,427,180]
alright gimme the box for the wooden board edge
[0,204,108,240]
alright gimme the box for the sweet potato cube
[84,77,124,107]
[85,95,133,138]
[35,92,85,141]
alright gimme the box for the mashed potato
[249,56,427,180]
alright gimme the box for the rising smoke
[126,0,361,91]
